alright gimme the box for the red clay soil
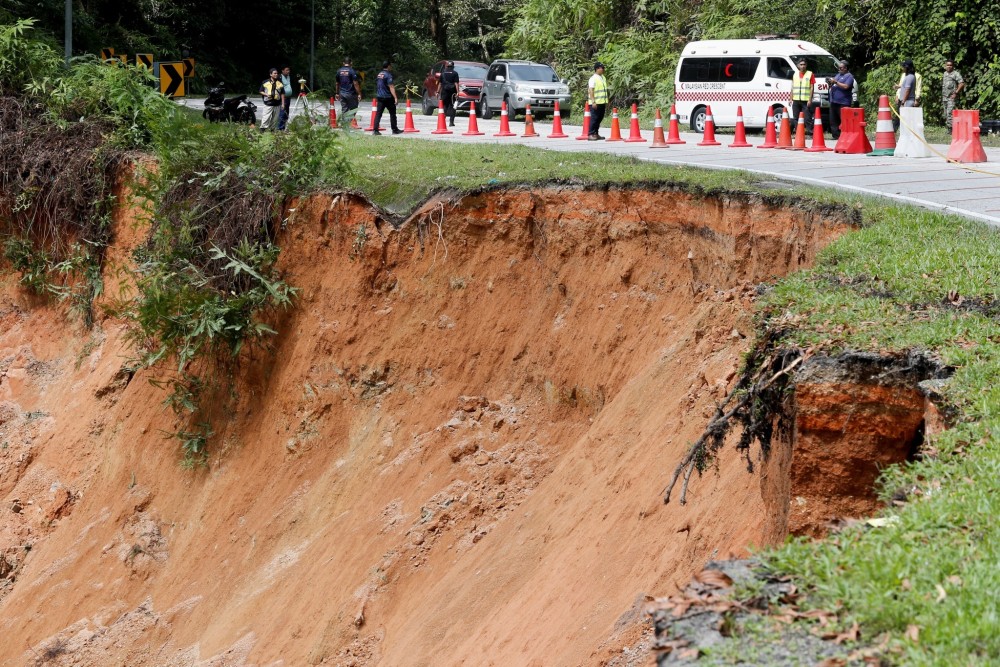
[0,185,854,666]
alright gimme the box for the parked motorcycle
[202,84,257,124]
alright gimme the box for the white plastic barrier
[894,106,932,158]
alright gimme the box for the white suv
[480,60,572,120]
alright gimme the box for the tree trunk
[428,0,448,56]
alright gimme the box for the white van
[674,37,841,131]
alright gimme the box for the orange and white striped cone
[757,105,778,149]
[650,108,668,148]
[775,113,793,149]
[869,94,896,156]
[431,99,453,134]
[329,98,338,128]
[522,104,538,137]
[624,103,646,142]
[730,105,752,147]
[789,112,807,150]
[365,98,383,132]
[576,101,592,140]
[547,101,568,138]
[665,104,685,144]
[606,108,623,142]
[805,106,833,152]
[403,99,419,132]
[494,100,516,137]
[696,106,720,146]
[463,100,484,136]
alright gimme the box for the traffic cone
[329,98,338,128]
[431,99,453,134]
[624,103,646,142]
[805,106,833,152]
[350,113,360,130]
[775,114,793,149]
[606,108,623,142]
[522,104,538,137]
[576,101,592,140]
[365,98,383,132]
[494,100,516,137]
[665,104,685,145]
[547,101,568,138]
[730,105,752,147]
[463,100,484,136]
[789,112,807,150]
[868,94,896,156]
[757,105,778,149]
[650,108,668,148]
[696,106,720,146]
[403,99,420,133]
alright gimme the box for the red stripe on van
[675,91,788,102]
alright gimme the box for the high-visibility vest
[791,71,813,101]
[591,75,608,104]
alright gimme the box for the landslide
[0,183,856,666]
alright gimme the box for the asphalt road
[179,96,1000,226]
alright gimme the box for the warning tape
[889,101,1000,177]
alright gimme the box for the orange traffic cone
[402,99,419,132]
[665,104,685,144]
[775,114,793,149]
[576,101,591,140]
[757,105,778,149]
[463,100,484,136]
[697,106,720,146]
[329,98,338,128]
[494,100,516,137]
[869,94,896,156]
[522,104,538,137]
[730,105,752,147]
[431,99,452,134]
[650,108,668,148]
[789,112,807,150]
[624,103,646,142]
[365,98,383,132]
[606,108,623,142]
[350,112,360,130]
[548,101,568,138]
[805,106,833,152]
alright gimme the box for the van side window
[767,58,794,79]
[678,57,761,83]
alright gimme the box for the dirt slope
[0,184,854,666]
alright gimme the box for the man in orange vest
[789,58,815,137]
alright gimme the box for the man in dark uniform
[439,60,460,127]
[372,61,403,135]
[336,57,362,122]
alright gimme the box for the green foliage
[0,19,63,97]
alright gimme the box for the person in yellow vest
[789,58,815,137]
[259,67,285,131]
[587,62,609,140]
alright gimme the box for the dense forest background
[2,0,998,122]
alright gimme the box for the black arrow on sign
[183,58,194,77]
[137,54,152,69]
[161,63,183,97]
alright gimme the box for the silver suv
[481,60,572,120]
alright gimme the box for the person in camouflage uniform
[942,60,966,131]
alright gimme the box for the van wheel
[691,106,707,133]
[772,105,787,128]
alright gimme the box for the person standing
[440,61,460,127]
[259,67,285,131]
[789,58,815,137]
[278,65,293,130]
[826,60,854,139]
[894,59,917,131]
[372,61,403,135]
[336,57,362,122]
[587,62,608,140]
[942,59,965,131]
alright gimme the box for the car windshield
[793,55,841,77]
[508,64,559,82]
[456,64,487,79]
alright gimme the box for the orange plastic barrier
[946,110,988,163]
[834,108,872,154]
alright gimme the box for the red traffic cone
[494,100,516,137]
[606,108,623,142]
[757,105,778,149]
[665,104,685,144]
[789,112,807,150]
[576,101,592,140]
[730,105,752,147]
[350,109,361,129]
[650,108,668,148]
[522,104,538,137]
[365,98,383,132]
[775,114,793,149]
[697,105,720,146]
[329,98,338,128]
[868,94,896,156]
[463,100,484,136]
[403,99,420,133]
[624,103,646,142]
[431,99,453,134]
[805,106,833,152]
[547,101,568,138]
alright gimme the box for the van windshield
[791,55,841,77]
[509,64,559,82]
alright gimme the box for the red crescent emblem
[725,63,733,77]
